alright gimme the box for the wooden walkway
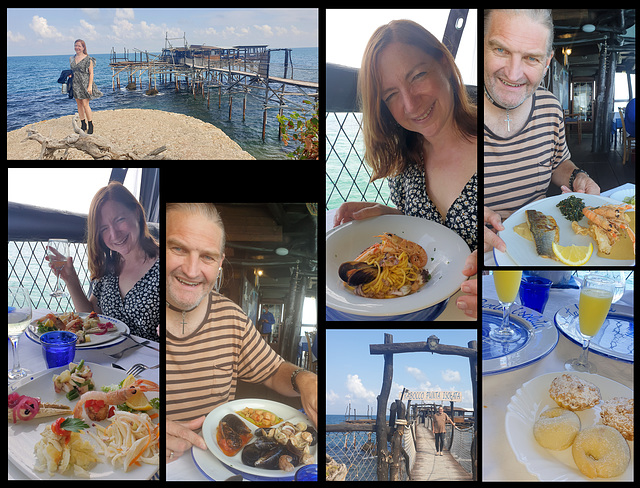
[176,59,319,89]
[410,423,472,481]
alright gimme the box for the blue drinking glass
[518,276,553,314]
[40,331,77,368]
[295,464,318,481]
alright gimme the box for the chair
[618,108,635,165]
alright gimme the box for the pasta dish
[339,233,430,299]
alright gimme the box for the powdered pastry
[533,407,581,450]
[549,374,601,411]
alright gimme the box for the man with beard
[165,203,318,464]
[483,10,600,230]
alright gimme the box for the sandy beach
[6,109,255,160]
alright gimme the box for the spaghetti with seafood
[339,233,430,299]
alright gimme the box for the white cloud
[30,16,69,42]
[442,369,461,382]
[326,389,339,404]
[406,366,427,383]
[7,31,26,43]
[79,19,98,41]
[253,24,274,37]
[116,8,135,20]
[346,374,376,403]
[112,17,135,39]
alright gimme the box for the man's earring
[214,267,223,292]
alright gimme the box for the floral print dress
[92,259,159,340]
[388,164,477,251]
[69,55,103,100]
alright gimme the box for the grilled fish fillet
[525,210,559,259]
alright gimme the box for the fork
[126,363,159,377]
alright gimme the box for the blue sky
[326,329,477,415]
[7,8,318,56]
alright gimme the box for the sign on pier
[405,391,462,402]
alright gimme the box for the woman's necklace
[166,301,196,334]
[483,86,526,132]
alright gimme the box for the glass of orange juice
[489,270,523,342]
[565,274,615,373]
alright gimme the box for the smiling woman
[358,19,476,181]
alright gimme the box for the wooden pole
[468,340,477,481]
[375,333,393,481]
[370,341,476,358]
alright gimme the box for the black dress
[92,259,159,340]
[388,164,477,251]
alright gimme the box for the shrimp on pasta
[339,233,430,299]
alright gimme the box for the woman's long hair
[87,181,159,280]
[359,19,477,181]
[74,39,87,55]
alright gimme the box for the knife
[120,332,160,352]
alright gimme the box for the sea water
[7,48,318,159]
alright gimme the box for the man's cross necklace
[484,86,525,133]
[166,301,196,335]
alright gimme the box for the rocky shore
[6,109,255,160]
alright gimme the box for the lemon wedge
[122,374,152,411]
[552,242,593,266]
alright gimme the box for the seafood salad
[339,233,430,298]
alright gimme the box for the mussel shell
[254,445,286,469]
[241,439,279,467]
[305,425,317,447]
[338,261,378,286]
[220,414,251,450]
[220,414,251,435]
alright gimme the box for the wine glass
[47,239,69,297]
[489,270,523,342]
[8,286,32,380]
[565,274,615,373]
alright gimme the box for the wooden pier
[410,423,472,481]
[109,33,318,140]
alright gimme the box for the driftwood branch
[22,114,168,160]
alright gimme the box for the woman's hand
[333,202,402,227]
[45,252,77,284]
[456,250,477,318]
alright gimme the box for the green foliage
[277,100,319,160]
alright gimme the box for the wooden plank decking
[410,423,472,481]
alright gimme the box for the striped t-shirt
[484,87,571,219]
[167,291,284,422]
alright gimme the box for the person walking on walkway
[433,406,456,456]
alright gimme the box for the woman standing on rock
[70,39,103,134]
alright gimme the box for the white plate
[326,215,471,316]
[29,313,129,348]
[609,188,635,204]
[201,398,316,480]
[8,362,159,479]
[505,371,633,481]
[495,193,635,266]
